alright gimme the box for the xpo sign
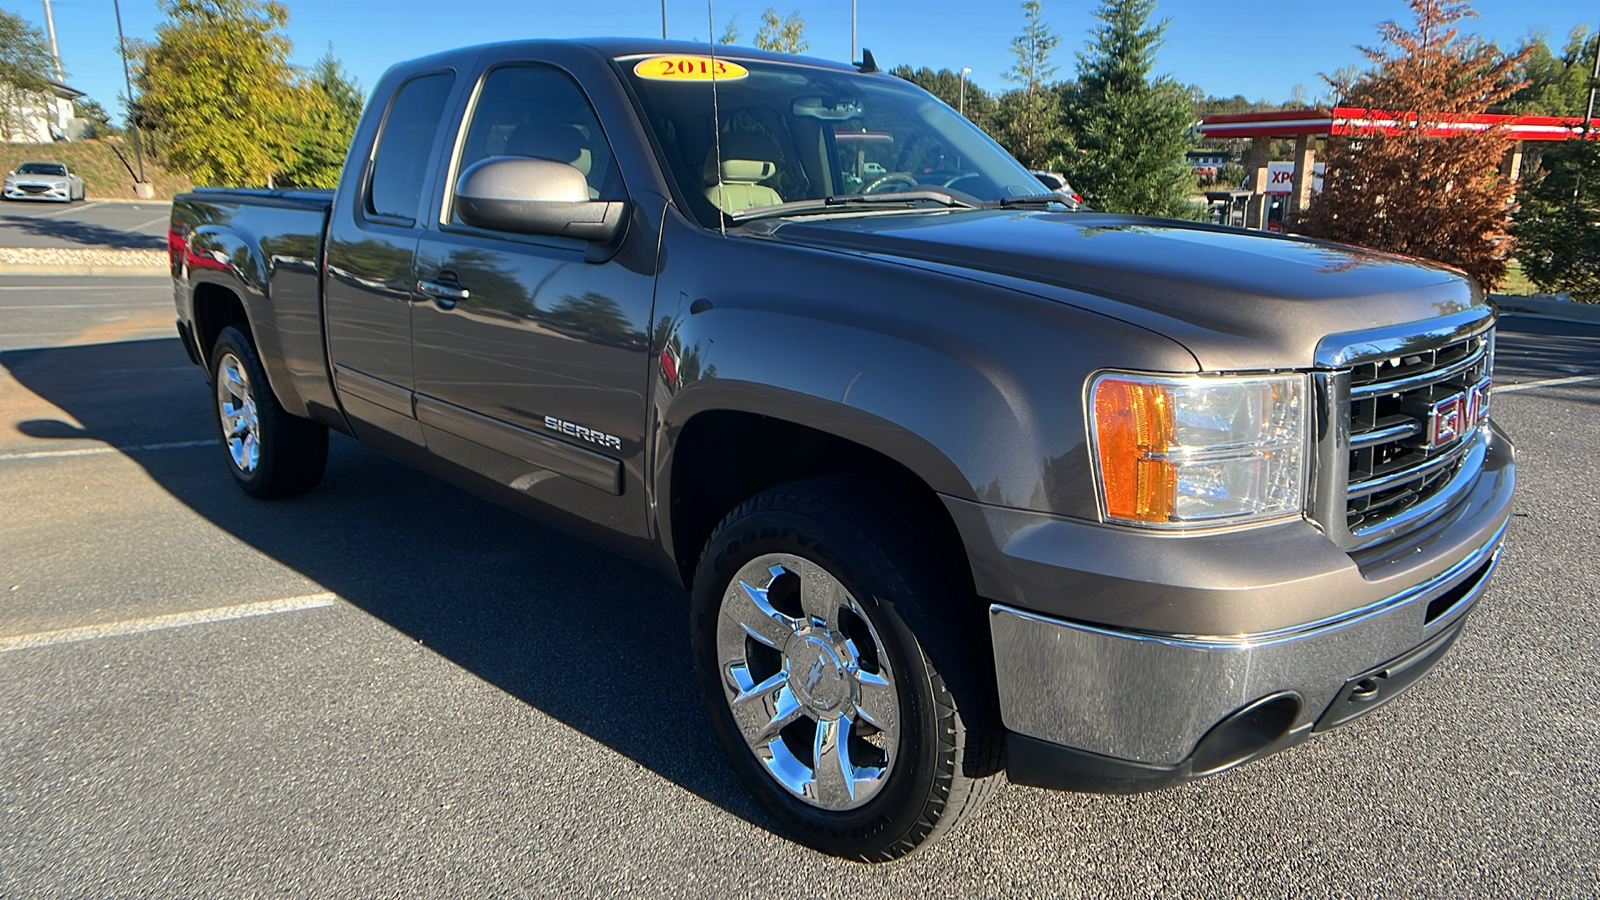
[1264,161,1326,194]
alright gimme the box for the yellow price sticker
[633,55,750,82]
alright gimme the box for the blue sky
[19,0,1599,120]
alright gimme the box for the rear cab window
[366,72,456,225]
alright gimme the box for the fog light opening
[1189,692,1301,777]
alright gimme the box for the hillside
[0,140,191,200]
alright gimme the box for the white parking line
[1496,374,1600,394]
[132,215,171,231]
[0,593,339,652]
[0,439,213,461]
[1,200,107,219]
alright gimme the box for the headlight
[1089,372,1309,528]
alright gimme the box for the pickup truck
[169,39,1515,861]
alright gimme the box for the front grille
[19,184,49,194]
[1344,329,1492,533]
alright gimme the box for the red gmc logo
[1428,381,1489,449]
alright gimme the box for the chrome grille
[1344,330,1493,533]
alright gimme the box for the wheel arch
[660,407,976,601]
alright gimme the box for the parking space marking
[0,439,213,461]
[2,200,107,219]
[131,215,171,231]
[0,593,339,652]
[1496,374,1600,394]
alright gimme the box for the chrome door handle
[416,279,471,303]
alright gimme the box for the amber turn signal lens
[1093,378,1176,523]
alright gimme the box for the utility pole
[112,0,146,187]
[1578,26,1600,200]
[661,0,667,39]
[40,0,65,82]
[959,67,971,118]
[851,1,857,63]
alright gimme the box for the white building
[1,78,82,143]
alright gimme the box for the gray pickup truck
[169,39,1514,860]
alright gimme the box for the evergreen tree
[994,1,1066,168]
[1060,0,1192,216]
[1295,0,1529,289]
[1514,141,1600,302]
[889,65,997,134]
[754,10,807,54]
[1508,26,1594,116]
[719,17,739,46]
[279,49,363,188]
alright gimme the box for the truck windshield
[617,54,1043,228]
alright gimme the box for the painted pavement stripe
[0,594,340,652]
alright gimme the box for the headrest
[705,158,776,185]
[504,124,592,175]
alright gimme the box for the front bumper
[945,423,1514,791]
[3,184,71,201]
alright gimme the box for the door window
[450,65,621,225]
[367,72,455,224]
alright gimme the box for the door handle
[416,279,471,307]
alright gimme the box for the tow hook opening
[1189,692,1301,777]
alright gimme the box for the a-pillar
[1289,134,1316,219]
[1244,137,1271,229]
[1500,141,1525,183]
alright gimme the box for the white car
[3,161,86,203]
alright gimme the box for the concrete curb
[1491,294,1600,325]
[0,264,168,277]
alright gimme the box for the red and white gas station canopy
[1200,108,1599,142]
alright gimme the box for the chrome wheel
[215,351,260,475]
[715,552,900,811]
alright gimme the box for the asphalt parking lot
[2,276,1597,897]
[0,200,171,250]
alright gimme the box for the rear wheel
[690,476,1003,861]
[208,326,327,498]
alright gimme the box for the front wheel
[690,477,1003,861]
[208,326,328,498]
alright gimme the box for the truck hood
[757,210,1484,371]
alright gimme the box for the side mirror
[455,157,626,243]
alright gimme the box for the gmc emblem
[1428,380,1490,450]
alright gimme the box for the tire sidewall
[691,506,950,856]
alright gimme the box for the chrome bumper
[990,519,1505,767]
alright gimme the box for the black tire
[690,476,1004,861]
[208,325,328,499]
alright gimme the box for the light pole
[959,67,971,118]
[661,0,667,39]
[851,0,857,63]
[112,0,146,188]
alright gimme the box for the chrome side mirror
[455,157,626,243]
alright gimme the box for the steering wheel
[863,172,920,194]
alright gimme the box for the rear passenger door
[411,58,659,536]
[325,70,457,448]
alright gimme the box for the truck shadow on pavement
[3,335,771,831]
[0,214,168,250]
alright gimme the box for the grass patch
[1499,262,1540,297]
[0,141,191,201]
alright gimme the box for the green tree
[1514,142,1600,301]
[889,65,997,132]
[719,16,739,46]
[1508,27,1594,116]
[278,49,362,188]
[754,10,807,54]
[1295,0,1529,289]
[74,98,120,137]
[0,11,57,141]
[993,1,1067,168]
[1060,0,1193,215]
[134,0,305,187]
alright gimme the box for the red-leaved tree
[1296,0,1528,288]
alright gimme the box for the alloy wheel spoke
[729,671,804,746]
[852,669,898,733]
[797,560,847,634]
[809,717,857,807]
[726,579,801,649]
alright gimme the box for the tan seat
[704,157,782,214]
[505,124,598,198]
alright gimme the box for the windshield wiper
[729,190,975,222]
[979,193,1081,210]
